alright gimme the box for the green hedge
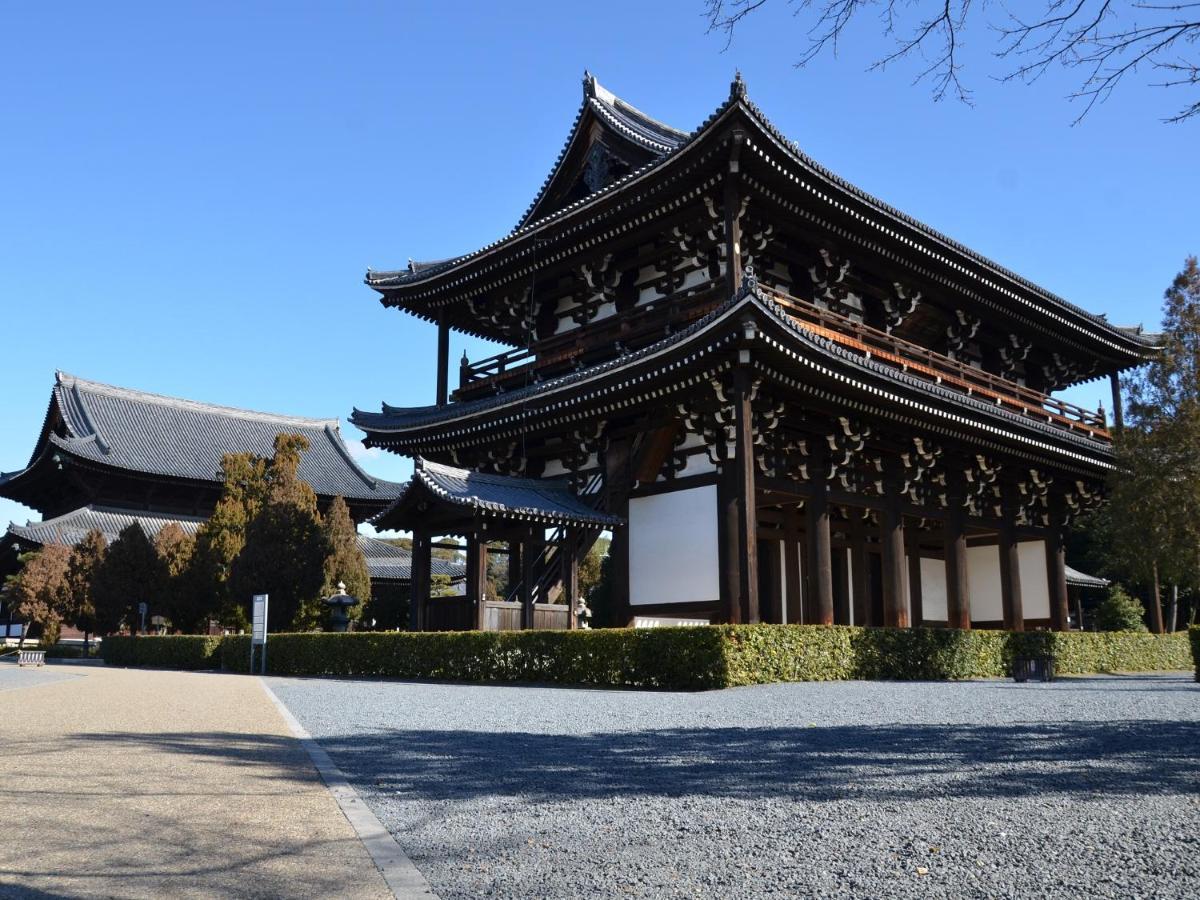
[102,635,224,670]
[102,625,1192,689]
[1190,626,1200,682]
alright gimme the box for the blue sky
[1,1,1195,533]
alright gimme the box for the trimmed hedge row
[102,635,224,670]
[103,625,1193,690]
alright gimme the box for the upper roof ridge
[54,371,340,430]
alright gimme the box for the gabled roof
[0,373,405,506]
[2,505,464,585]
[364,74,1159,362]
[1064,565,1110,589]
[374,458,622,530]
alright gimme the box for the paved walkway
[0,664,392,899]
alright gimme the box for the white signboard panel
[251,594,269,645]
[629,485,719,606]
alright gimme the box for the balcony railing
[758,286,1110,440]
[454,285,1110,441]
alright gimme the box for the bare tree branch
[703,0,1200,122]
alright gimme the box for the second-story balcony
[454,286,1111,442]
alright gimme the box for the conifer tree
[66,529,107,648]
[320,495,370,625]
[230,434,329,631]
[1111,256,1200,629]
[93,524,166,635]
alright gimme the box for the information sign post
[251,594,269,675]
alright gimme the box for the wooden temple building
[353,74,1158,633]
[1,372,458,632]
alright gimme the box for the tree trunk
[1168,584,1178,632]
[1150,560,1165,634]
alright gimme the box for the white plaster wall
[967,545,1004,622]
[629,485,719,606]
[920,558,949,623]
[1019,541,1051,621]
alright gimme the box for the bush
[101,625,1192,689]
[40,643,98,659]
[1094,586,1149,632]
[103,635,223,670]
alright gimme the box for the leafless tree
[704,1,1200,123]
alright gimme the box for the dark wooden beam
[410,529,431,632]
[783,505,804,624]
[633,422,680,486]
[849,514,869,627]
[563,529,580,629]
[998,484,1024,632]
[605,434,633,626]
[733,368,759,624]
[468,533,488,631]
[944,466,972,630]
[1045,510,1070,632]
[436,312,451,407]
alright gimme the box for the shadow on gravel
[67,719,1200,803]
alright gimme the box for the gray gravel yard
[271,674,1200,899]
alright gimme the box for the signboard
[251,594,269,645]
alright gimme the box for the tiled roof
[6,505,204,546]
[354,286,1116,465]
[358,534,465,582]
[364,75,1158,357]
[1,373,404,504]
[3,506,462,584]
[375,458,622,529]
[1064,565,1109,589]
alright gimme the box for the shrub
[40,643,98,659]
[101,625,1193,688]
[103,635,223,670]
[1094,586,1149,632]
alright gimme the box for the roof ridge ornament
[583,69,596,98]
[740,264,758,295]
[730,70,747,100]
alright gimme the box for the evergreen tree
[1094,585,1149,632]
[320,496,370,626]
[191,452,270,630]
[93,524,166,635]
[66,529,107,649]
[230,434,329,631]
[9,543,71,645]
[1110,256,1200,629]
[154,523,199,632]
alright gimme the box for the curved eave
[366,88,1154,361]
[356,288,1115,472]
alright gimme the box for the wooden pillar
[1110,372,1124,432]
[944,468,971,630]
[436,313,450,407]
[849,514,869,626]
[521,530,540,630]
[605,436,632,626]
[906,526,924,627]
[880,462,908,628]
[998,485,1024,632]
[468,534,488,631]
[1045,513,1070,632]
[733,368,759,624]
[783,505,803,624]
[562,529,580,629]
[806,446,834,625]
[410,529,431,632]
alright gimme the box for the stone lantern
[325,581,360,633]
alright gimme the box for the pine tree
[320,496,370,626]
[66,529,107,649]
[93,524,166,635]
[230,434,329,631]
[9,543,71,645]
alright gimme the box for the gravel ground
[271,674,1200,899]
[0,663,79,692]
